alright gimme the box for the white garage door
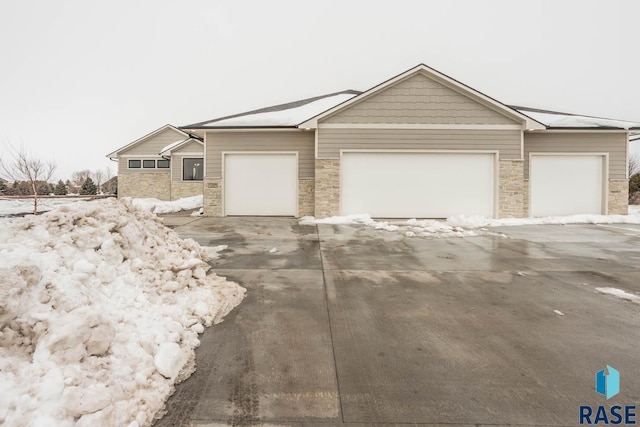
[224,153,297,216]
[341,152,495,218]
[530,155,604,217]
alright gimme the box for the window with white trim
[128,159,141,168]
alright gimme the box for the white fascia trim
[201,128,304,133]
[340,148,500,155]
[299,64,546,130]
[106,124,189,158]
[120,154,166,158]
[222,151,300,155]
[319,123,523,130]
[527,129,630,134]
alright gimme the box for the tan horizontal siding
[318,129,521,160]
[323,72,519,125]
[118,158,170,175]
[121,128,186,156]
[171,156,181,182]
[206,131,315,178]
[173,140,203,154]
[524,132,627,180]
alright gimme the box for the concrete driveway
[156,217,640,426]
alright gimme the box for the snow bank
[0,197,88,217]
[300,214,481,238]
[0,198,245,426]
[131,195,203,214]
[301,210,640,238]
[447,212,640,228]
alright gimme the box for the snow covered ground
[0,198,245,426]
[301,208,640,238]
[0,197,90,217]
[0,195,205,218]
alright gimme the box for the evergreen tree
[80,177,97,195]
[54,179,68,195]
[0,180,7,195]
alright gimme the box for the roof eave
[181,125,300,130]
[544,126,638,131]
[159,137,205,156]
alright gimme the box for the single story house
[109,64,640,218]
[107,125,204,200]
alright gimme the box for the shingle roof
[511,106,640,130]
[181,90,361,128]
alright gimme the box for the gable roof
[159,137,204,156]
[106,124,190,159]
[181,90,361,129]
[298,64,546,130]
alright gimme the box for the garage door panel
[530,155,603,217]
[341,152,495,218]
[225,154,297,216]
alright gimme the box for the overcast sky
[1,0,639,181]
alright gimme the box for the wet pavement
[156,218,640,426]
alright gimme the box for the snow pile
[190,207,204,217]
[0,198,245,426]
[0,197,88,217]
[300,214,484,238]
[131,195,203,214]
[447,212,640,228]
[302,210,640,238]
[596,287,640,303]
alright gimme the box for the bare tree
[0,143,56,214]
[630,152,640,177]
[71,169,91,187]
[91,169,105,193]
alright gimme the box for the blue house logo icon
[596,365,620,400]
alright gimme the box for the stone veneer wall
[203,178,223,216]
[118,173,170,200]
[315,159,340,218]
[298,179,315,217]
[498,160,525,218]
[608,180,628,215]
[170,181,203,201]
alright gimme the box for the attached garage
[224,153,298,216]
[176,64,639,218]
[341,151,496,218]
[529,154,607,217]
